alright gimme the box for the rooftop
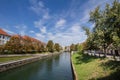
[0,29,11,36]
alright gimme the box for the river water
[0,52,73,80]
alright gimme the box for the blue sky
[0,0,114,46]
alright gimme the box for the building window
[3,36,4,39]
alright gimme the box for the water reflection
[0,52,73,80]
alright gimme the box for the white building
[0,29,11,45]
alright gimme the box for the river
[0,52,73,80]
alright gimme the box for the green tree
[54,43,60,52]
[77,44,83,52]
[82,27,98,50]
[70,44,75,52]
[46,40,54,52]
[87,0,120,57]
[40,44,45,52]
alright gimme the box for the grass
[0,56,33,63]
[72,52,120,80]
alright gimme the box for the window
[3,36,4,39]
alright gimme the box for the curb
[70,53,78,80]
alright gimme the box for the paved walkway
[0,53,49,57]
[84,51,120,61]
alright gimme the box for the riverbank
[70,54,78,80]
[0,56,33,63]
[72,52,120,80]
[0,52,62,72]
[0,53,49,63]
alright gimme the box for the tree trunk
[99,53,100,57]
[90,50,92,56]
[115,50,119,61]
[86,50,89,55]
[112,50,116,61]
[94,50,95,56]
[119,50,120,60]
[103,48,106,58]
[99,50,100,57]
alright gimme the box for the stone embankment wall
[70,53,78,80]
[0,52,61,72]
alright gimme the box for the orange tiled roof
[22,35,31,41]
[23,35,38,41]
[13,35,45,44]
[0,29,11,36]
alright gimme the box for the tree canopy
[46,40,54,52]
[54,43,61,52]
[83,0,120,56]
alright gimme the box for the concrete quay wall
[0,52,61,72]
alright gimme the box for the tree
[54,43,60,52]
[85,0,120,58]
[40,44,45,52]
[5,35,22,54]
[70,44,75,52]
[0,45,4,54]
[77,44,83,53]
[82,27,98,50]
[46,40,54,52]
[4,35,45,54]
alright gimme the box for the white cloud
[47,32,55,40]
[34,19,48,34]
[36,33,45,38]
[31,0,113,46]
[3,28,15,35]
[30,0,50,35]
[35,33,45,41]
[55,19,66,28]
[30,0,49,16]
[43,13,50,19]
[31,0,91,46]
[79,0,113,25]
[47,31,87,46]
[79,12,89,25]
[70,24,81,33]
[29,30,35,33]
[38,1,44,8]
[40,27,46,34]
[15,24,27,35]
[53,23,87,46]
[34,22,87,46]
[34,19,43,28]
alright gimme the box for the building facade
[0,29,11,45]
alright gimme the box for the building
[0,29,11,45]
[64,46,70,52]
